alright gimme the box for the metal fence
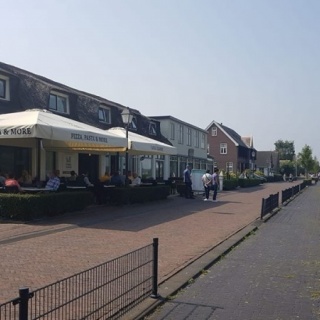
[261,192,279,219]
[262,182,306,219]
[282,187,294,204]
[0,238,159,320]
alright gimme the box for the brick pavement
[0,181,300,304]
[145,183,320,320]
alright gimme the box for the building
[206,120,256,173]
[0,61,175,181]
[150,116,213,177]
[255,151,280,176]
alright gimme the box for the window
[0,79,5,99]
[220,143,227,154]
[0,75,10,100]
[211,126,217,136]
[170,123,175,140]
[98,106,111,124]
[128,116,137,130]
[200,133,205,149]
[195,131,199,148]
[187,128,192,146]
[49,92,69,114]
[149,123,156,135]
[226,162,233,172]
[178,124,184,144]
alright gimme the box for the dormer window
[98,105,111,124]
[128,116,137,130]
[149,123,156,135]
[49,91,69,114]
[0,75,10,101]
[211,126,217,136]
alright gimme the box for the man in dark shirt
[183,165,194,199]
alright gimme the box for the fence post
[151,238,159,298]
[260,198,265,219]
[19,287,29,320]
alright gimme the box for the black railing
[261,192,279,219]
[282,187,293,203]
[0,238,159,320]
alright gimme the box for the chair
[5,186,20,193]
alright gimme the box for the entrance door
[78,154,99,182]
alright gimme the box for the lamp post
[121,108,133,185]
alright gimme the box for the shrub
[238,178,262,188]
[223,179,239,190]
[109,186,170,205]
[0,191,94,221]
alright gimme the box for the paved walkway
[144,183,320,320]
[0,181,299,305]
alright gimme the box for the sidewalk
[143,184,320,320]
[0,181,300,305]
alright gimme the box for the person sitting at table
[19,170,33,186]
[110,171,124,187]
[0,171,6,187]
[45,170,60,191]
[5,173,22,192]
[100,171,110,184]
[69,170,77,181]
[131,172,141,186]
[82,173,94,187]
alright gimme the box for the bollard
[151,238,159,298]
[219,171,224,191]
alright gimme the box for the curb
[129,221,261,320]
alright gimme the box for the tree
[274,140,295,161]
[298,145,314,176]
[279,160,295,175]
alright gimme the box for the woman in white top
[201,170,212,201]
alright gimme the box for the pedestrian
[183,165,194,199]
[211,167,220,202]
[201,169,212,201]
[283,173,287,182]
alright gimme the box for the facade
[255,151,280,176]
[150,116,213,178]
[0,62,174,181]
[206,120,256,174]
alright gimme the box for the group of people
[183,166,220,201]
[99,171,141,187]
[0,169,61,192]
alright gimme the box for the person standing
[211,167,220,202]
[183,165,193,199]
[201,169,212,201]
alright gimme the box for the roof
[255,151,279,168]
[150,115,207,133]
[206,120,251,148]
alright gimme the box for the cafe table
[66,186,87,190]
[21,187,52,193]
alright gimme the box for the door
[78,153,99,182]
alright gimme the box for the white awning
[0,109,127,152]
[107,127,177,155]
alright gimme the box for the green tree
[298,145,314,176]
[279,160,295,175]
[274,140,295,161]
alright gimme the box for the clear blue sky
[2,0,320,157]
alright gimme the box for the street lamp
[121,108,133,185]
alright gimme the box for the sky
[1,0,320,157]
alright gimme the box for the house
[255,151,280,176]
[0,61,174,181]
[206,120,256,173]
[149,116,213,177]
